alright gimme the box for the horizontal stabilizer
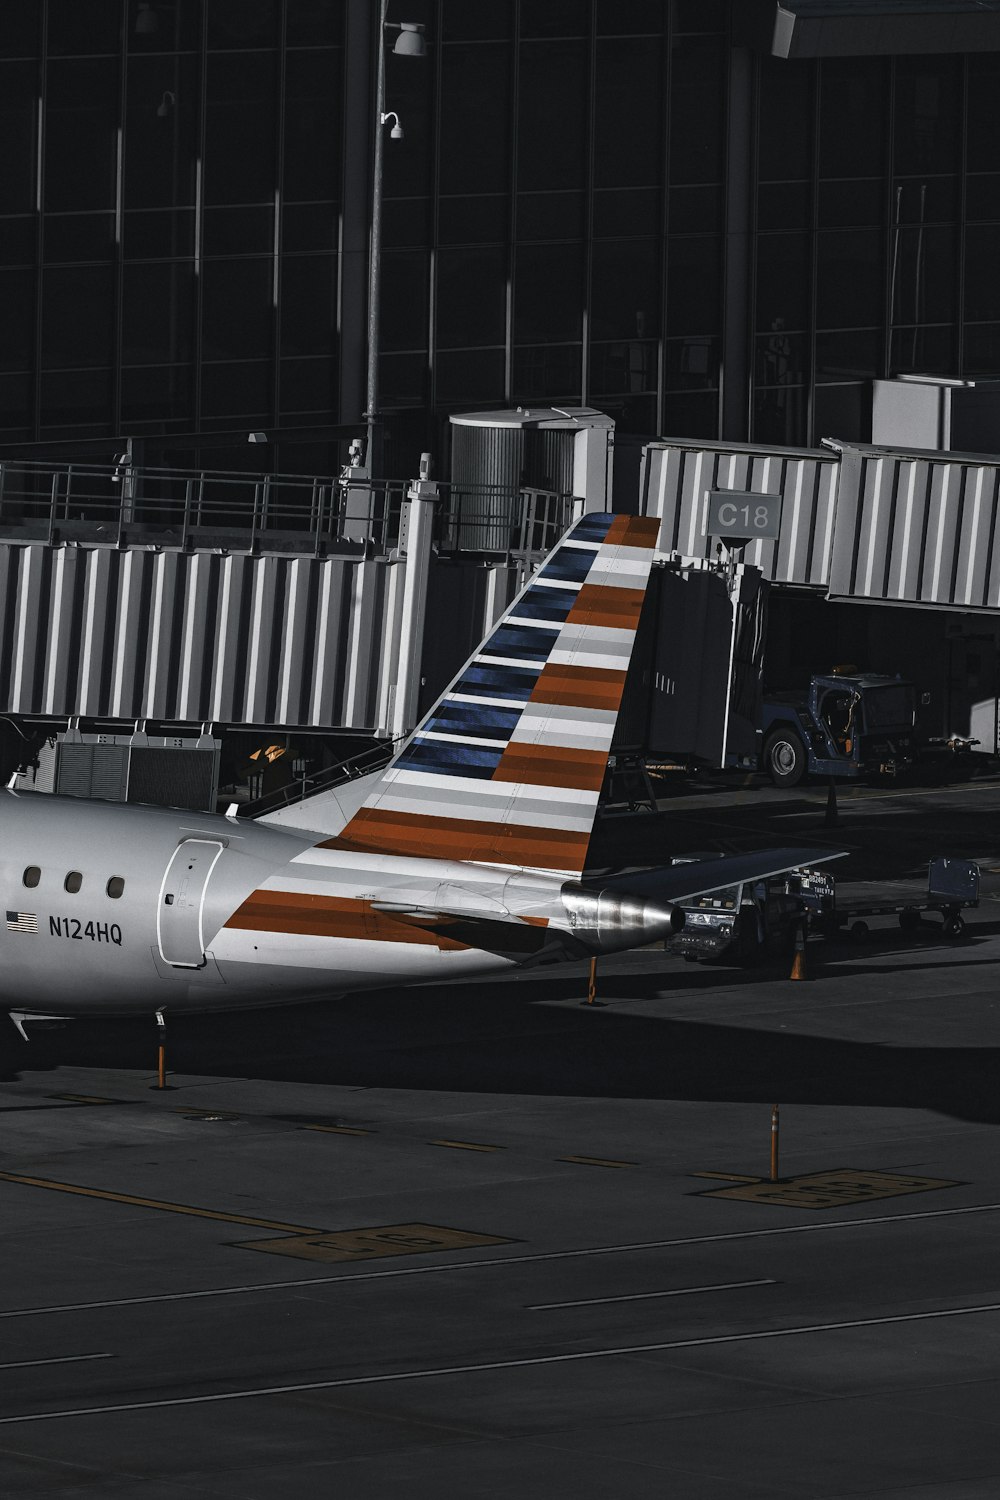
[597,847,847,905]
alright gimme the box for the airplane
[0,511,842,1028]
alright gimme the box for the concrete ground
[3,767,1000,1497]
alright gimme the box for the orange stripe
[606,515,660,549]
[566,583,645,631]
[225,890,467,949]
[529,663,627,712]
[324,809,589,872]
[493,742,608,791]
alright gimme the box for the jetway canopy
[641,437,1000,614]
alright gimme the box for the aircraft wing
[595,847,846,904]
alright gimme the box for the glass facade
[4,2,1000,472]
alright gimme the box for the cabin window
[22,866,40,888]
[64,871,83,893]
[106,876,125,899]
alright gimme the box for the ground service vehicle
[760,672,916,788]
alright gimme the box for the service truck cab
[761,673,916,788]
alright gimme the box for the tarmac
[3,766,1000,1497]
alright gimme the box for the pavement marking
[559,1155,636,1169]
[0,1171,322,1236]
[0,1354,113,1370]
[429,1139,503,1152]
[302,1124,372,1136]
[692,1171,761,1183]
[47,1094,123,1106]
[5,1198,1000,1321]
[6,1300,1000,1425]
[528,1278,776,1310]
[700,1168,960,1209]
[238,1223,512,1264]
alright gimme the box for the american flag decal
[6,911,37,934]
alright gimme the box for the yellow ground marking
[559,1155,636,1169]
[429,1139,502,1153]
[0,1172,322,1236]
[302,1124,372,1137]
[692,1171,762,1183]
[239,1223,511,1263]
[47,1094,122,1106]
[700,1168,959,1210]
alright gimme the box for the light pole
[365,4,426,480]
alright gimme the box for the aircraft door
[157,839,225,968]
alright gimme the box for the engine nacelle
[559,880,685,954]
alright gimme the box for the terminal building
[5,0,1000,805]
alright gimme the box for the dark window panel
[753,386,806,447]
[519,1,589,38]
[759,181,812,233]
[202,258,274,360]
[966,175,1000,223]
[0,61,38,214]
[755,233,810,334]
[122,260,195,365]
[663,335,719,390]
[48,0,119,55]
[383,197,433,250]
[967,56,1000,175]
[0,373,33,433]
[667,235,722,338]
[891,176,957,226]
[890,324,956,377]
[0,269,36,372]
[378,351,429,405]
[591,240,660,341]
[282,201,337,254]
[666,184,721,236]
[755,331,807,388]
[434,347,505,404]
[380,250,430,353]
[592,392,658,434]
[283,48,343,204]
[43,212,116,264]
[124,208,196,259]
[661,389,719,439]
[40,367,114,426]
[440,45,510,197]
[812,382,870,444]
[204,52,277,206]
[516,192,585,242]
[595,40,662,192]
[207,1,279,50]
[203,205,274,257]
[758,58,813,184]
[818,179,883,231]
[517,41,587,193]
[514,244,584,343]
[442,0,514,41]
[595,186,662,238]
[381,45,434,203]
[673,0,725,31]
[124,55,200,211]
[438,195,508,246]
[590,340,659,395]
[437,247,507,349]
[815,328,880,383]
[597,1,663,35]
[965,226,1000,322]
[819,58,888,181]
[0,217,40,268]
[816,228,882,330]
[286,2,344,48]
[890,226,956,327]
[200,359,271,419]
[278,356,337,418]
[121,363,193,423]
[127,0,202,52]
[45,59,118,212]
[963,322,1000,376]
[0,9,39,58]
[41,265,115,369]
[893,56,961,178]
[669,36,725,187]
[511,343,582,404]
[280,254,337,358]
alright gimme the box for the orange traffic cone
[789,921,807,980]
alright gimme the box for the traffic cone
[789,921,807,980]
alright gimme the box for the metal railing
[434,484,574,562]
[244,734,402,818]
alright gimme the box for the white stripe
[528,1278,776,1310]
[531,577,583,592]
[449,694,535,708]
[504,616,564,630]
[385,768,599,803]
[372,793,595,832]
[558,540,602,553]
[416,731,509,748]
[6,1302,1000,1425]
[548,648,631,671]
[0,1353,112,1370]
[477,654,550,669]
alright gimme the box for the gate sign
[705,490,782,542]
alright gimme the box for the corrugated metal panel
[828,445,1000,610]
[642,440,839,587]
[0,544,401,728]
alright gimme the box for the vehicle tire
[850,920,870,940]
[898,907,921,932]
[763,728,807,788]
[943,915,965,940]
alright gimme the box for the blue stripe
[481,624,558,661]
[538,548,594,584]
[509,585,577,624]
[569,513,614,542]
[455,664,539,701]
[426,703,522,741]
[395,739,503,779]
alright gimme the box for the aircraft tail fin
[319,511,660,874]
